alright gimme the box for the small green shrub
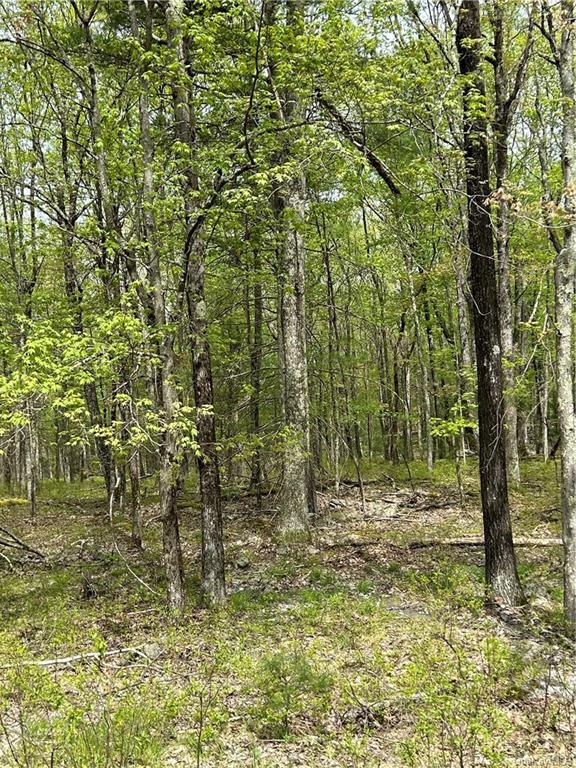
[308,567,337,588]
[0,670,175,768]
[249,651,332,738]
[398,635,525,768]
[405,562,484,615]
[59,698,167,768]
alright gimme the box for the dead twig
[0,525,45,559]
[113,541,161,596]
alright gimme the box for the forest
[1,0,576,765]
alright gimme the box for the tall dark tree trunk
[456,0,523,606]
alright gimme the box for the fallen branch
[325,536,563,551]
[1,647,150,670]
[41,499,88,515]
[409,536,562,550]
[316,91,401,195]
[321,478,396,491]
[0,526,45,559]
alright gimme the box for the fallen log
[409,536,562,550]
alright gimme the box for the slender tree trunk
[455,257,473,371]
[548,0,576,632]
[247,249,263,501]
[128,446,142,549]
[403,361,413,462]
[407,267,433,471]
[165,2,226,601]
[322,235,342,490]
[390,331,403,465]
[24,400,38,519]
[370,269,392,459]
[422,284,442,457]
[344,271,363,461]
[456,0,523,606]
[491,1,523,484]
[129,0,185,611]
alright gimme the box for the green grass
[0,459,572,766]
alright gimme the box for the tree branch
[316,91,401,196]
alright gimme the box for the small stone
[532,595,553,611]
[141,643,163,661]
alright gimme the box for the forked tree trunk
[456,0,524,606]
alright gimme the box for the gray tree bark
[490,1,533,484]
[165,1,226,602]
[268,0,315,537]
[543,0,576,631]
[129,0,185,612]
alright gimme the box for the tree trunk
[247,248,263,501]
[165,2,226,602]
[491,0,524,484]
[186,247,226,603]
[550,0,576,632]
[277,174,313,535]
[321,231,342,491]
[270,0,315,537]
[129,0,185,611]
[456,0,524,606]
[407,266,433,471]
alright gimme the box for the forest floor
[1,459,575,767]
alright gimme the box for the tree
[539,0,576,632]
[456,0,524,606]
[489,0,533,484]
[267,0,316,537]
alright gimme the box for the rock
[532,595,553,611]
[163,744,192,766]
[141,643,164,661]
[534,669,576,702]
